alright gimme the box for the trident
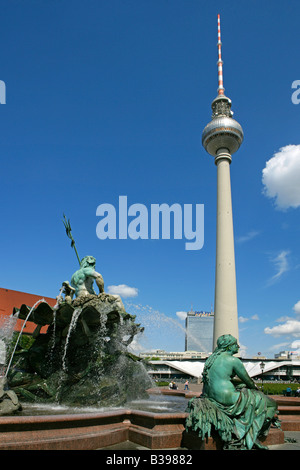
[62,214,81,266]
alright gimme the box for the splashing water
[48,309,57,360]
[53,286,64,311]
[0,312,20,372]
[55,308,83,401]
[61,308,81,372]
[48,285,65,360]
[125,302,208,354]
[5,299,45,377]
[0,311,19,345]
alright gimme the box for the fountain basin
[0,408,187,450]
[0,391,289,450]
[0,407,284,450]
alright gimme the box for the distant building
[0,287,56,335]
[185,309,214,353]
[147,358,300,382]
[275,350,300,360]
[0,287,56,373]
[139,350,209,361]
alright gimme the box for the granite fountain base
[0,408,285,450]
[0,389,291,450]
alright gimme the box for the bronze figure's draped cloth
[185,335,280,450]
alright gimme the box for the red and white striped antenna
[217,14,225,96]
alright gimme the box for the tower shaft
[202,15,243,350]
[213,149,238,348]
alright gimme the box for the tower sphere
[202,96,244,157]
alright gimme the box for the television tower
[202,14,243,349]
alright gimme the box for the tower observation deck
[202,15,243,349]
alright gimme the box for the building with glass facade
[185,310,214,353]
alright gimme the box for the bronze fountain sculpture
[186,334,281,450]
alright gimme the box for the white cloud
[268,342,290,353]
[276,316,294,323]
[236,230,260,244]
[176,311,187,321]
[239,316,249,323]
[239,343,248,358]
[262,144,300,210]
[107,284,138,298]
[293,301,300,314]
[268,250,290,284]
[291,340,300,349]
[265,301,300,343]
[264,320,300,338]
[239,314,259,324]
[127,337,145,353]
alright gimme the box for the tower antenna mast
[202,14,244,349]
[217,14,224,96]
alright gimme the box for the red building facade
[0,287,56,334]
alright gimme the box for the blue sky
[1,0,300,358]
